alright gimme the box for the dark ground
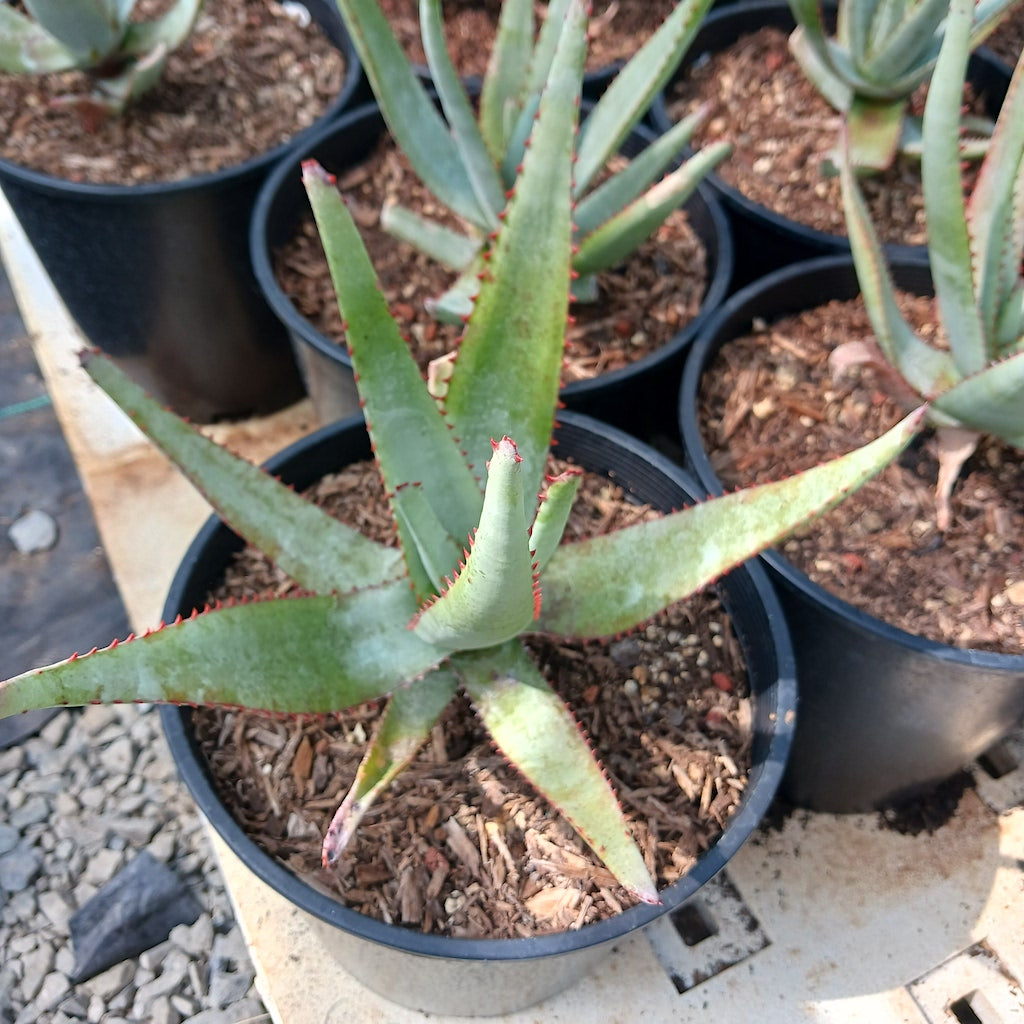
[0,261,130,747]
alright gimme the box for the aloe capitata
[788,0,1014,173]
[0,0,203,123]
[841,0,1024,529]
[333,0,731,320]
[0,0,925,905]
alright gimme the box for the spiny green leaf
[0,590,451,719]
[574,0,714,196]
[332,0,491,228]
[22,0,123,60]
[443,0,585,499]
[529,469,582,571]
[322,669,459,864]
[83,352,403,597]
[379,204,481,271]
[537,408,925,638]
[457,641,659,904]
[303,162,484,595]
[479,0,533,160]
[412,438,538,650]
[522,0,572,101]
[931,350,1024,446]
[968,40,1024,347]
[839,133,959,397]
[419,0,504,228]
[573,141,730,277]
[0,6,89,72]
[572,103,714,241]
[921,0,989,377]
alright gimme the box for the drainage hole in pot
[670,901,718,946]
[976,740,1020,780]
[644,873,771,994]
[948,991,993,1024]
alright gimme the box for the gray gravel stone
[18,945,53,1002]
[9,794,51,828]
[35,971,71,1010]
[82,846,124,886]
[38,711,73,747]
[171,994,199,1017]
[170,914,215,958]
[58,993,89,1018]
[150,995,184,1024]
[133,950,192,1016]
[9,508,59,553]
[0,845,41,891]
[1,705,267,1022]
[0,824,18,855]
[101,735,136,775]
[38,889,73,934]
[180,1009,249,1024]
[82,959,135,1001]
[206,966,255,1011]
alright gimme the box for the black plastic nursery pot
[160,410,796,1016]
[678,256,1024,813]
[0,0,365,423]
[647,1,1012,290]
[250,101,733,440]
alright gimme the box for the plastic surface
[648,1,1012,289]
[0,0,365,422]
[678,256,1024,812]
[160,411,795,1015]
[250,102,733,440]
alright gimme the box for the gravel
[0,705,269,1024]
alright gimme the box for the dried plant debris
[194,460,753,938]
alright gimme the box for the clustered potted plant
[0,0,924,1012]
[0,0,363,421]
[252,0,734,438]
[648,0,1015,285]
[679,0,1024,811]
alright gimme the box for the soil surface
[193,458,756,938]
[985,4,1024,69]
[378,0,680,79]
[664,25,992,245]
[694,293,1024,653]
[274,135,708,382]
[0,0,349,184]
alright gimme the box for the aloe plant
[334,0,731,320]
[841,0,1024,529]
[788,0,1014,172]
[0,0,924,904]
[0,0,203,123]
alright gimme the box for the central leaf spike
[411,436,540,649]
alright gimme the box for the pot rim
[0,0,364,200]
[161,409,796,963]
[679,252,1024,670]
[248,100,734,400]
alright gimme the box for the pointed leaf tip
[301,159,336,186]
[489,435,523,463]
